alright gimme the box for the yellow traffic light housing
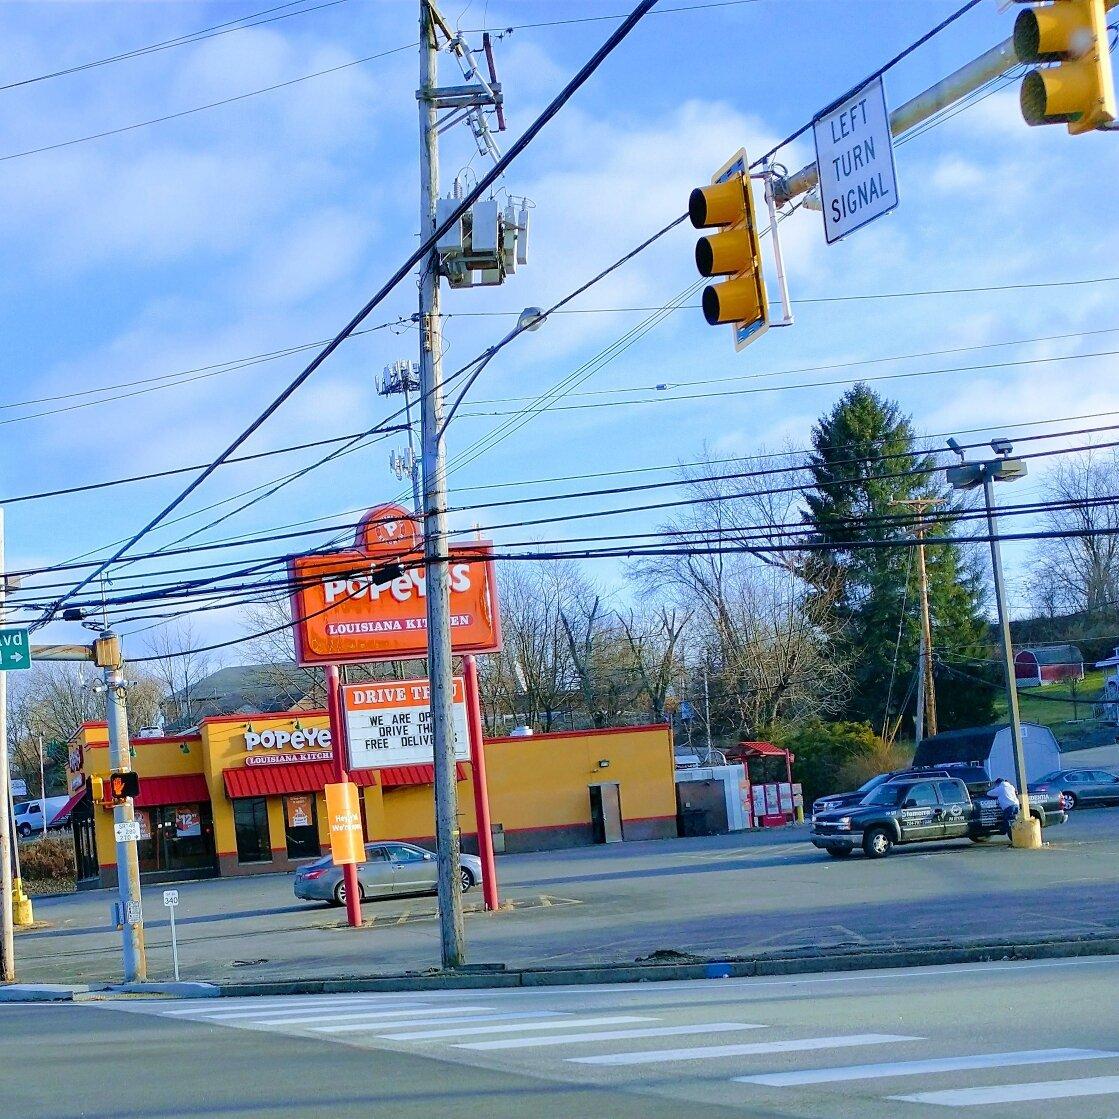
[689,149,769,350]
[1014,0,1116,134]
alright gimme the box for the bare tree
[1028,447,1119,621]
[143,619,217,727]
[617,607,691,722]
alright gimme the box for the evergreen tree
[804,384,994,736]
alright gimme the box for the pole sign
[287,504,501,666]
[0,627,31,671]
[812,76,899,244]
[324,781,364,865]
[343,677,470,770]
[162,890,179,908]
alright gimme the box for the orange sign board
[288,504,501,666]
[324,782,364,866]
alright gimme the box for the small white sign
[813,76,898,244]
[163,890,179,908]
[344,677,471,770]
[126,900,143,926]
[114,820,142,843]
[11,779,27,797]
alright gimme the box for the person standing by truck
[987,777,1020,834]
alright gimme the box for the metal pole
[403,386,423,517]
[104,636,147,980]
[168,902,179,982]
[915,529,938,739]
[418,0,466,969]
[982,472,1038,848]
[702,666,712,757]
[325,664,362,928]
[776,0,1119,206]
[463,656,499,911]
[0,508,15,980]
[39,737,46,838]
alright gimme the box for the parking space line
[382,1016,654,1041]
[570,1033,921,1066]
[893,1075,1119,1106]
[737,1048,1118,1087]
[462,1023,765,1051]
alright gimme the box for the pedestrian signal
[109,771,139,804]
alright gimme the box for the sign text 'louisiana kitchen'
[287,504,502,666]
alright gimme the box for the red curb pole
[326,664,363,928]
[464,656,499,911]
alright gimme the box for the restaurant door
[136,803,218,881]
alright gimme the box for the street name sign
[344,677,470,770]
[0,627,32,671]
[812,76,899,244]
[114,820,142,843]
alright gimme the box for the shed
[1014,644,1084,688]
[913,722,1061,784]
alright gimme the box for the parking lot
[14,804,1119,986]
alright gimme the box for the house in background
[161,664,319,733]
[1014,644,1085,689]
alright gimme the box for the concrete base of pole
[11,880,33,927]
[1010,815,1043,849]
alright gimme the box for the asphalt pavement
[3,957,1118,1118]
[15,808,1119,985]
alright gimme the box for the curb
[209,934,1119,998]
[0,984,92,1002]
[108,982,221,998]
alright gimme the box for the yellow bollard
[1010,813,1042,850]
[12,877,35,926]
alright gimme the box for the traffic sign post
[813,76,899,244]
[163,890,180,981]
[0,627,31,672]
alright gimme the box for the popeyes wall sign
[287,504,502,666]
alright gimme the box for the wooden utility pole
[898,499,942,742]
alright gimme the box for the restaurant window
[283,793,320,860]
[136,804,216,873]
[234,798,272,864]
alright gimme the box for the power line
[35,0,659,628]
[0,42,416,164]
[0,1,352,92]
[467,0,762,34]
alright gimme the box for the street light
[438,306,545,436]
[945,437,1041,850]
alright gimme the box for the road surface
[2,956,1117,1117]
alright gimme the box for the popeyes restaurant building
[66,712,677,889]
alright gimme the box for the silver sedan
[293,841,483,907]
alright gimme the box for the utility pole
[0,508,15,981]
[418,0,465,969]
[898,499,941,742]
[100,633,147,980]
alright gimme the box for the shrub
[18,833,76,883]
[837,737,914,792]
[767,719,890,805]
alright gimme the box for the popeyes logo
[243,725,333,767]
[287,503,502,667]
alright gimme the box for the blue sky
[1,0,1116,656]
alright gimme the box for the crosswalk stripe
[158,998,425,1018]
[570,1033,921,1066]
[737,1048,1118,1087]
[462,1023,765,1052]
[892,1075,1119,1106]
[309,1012,565,1033]
[382,1016,656,1041]
[255,1005,492,1027]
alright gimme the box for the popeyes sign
[287,504,501,666]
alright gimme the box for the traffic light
[689,152,768,350]
[108,771,139,804]
[1014,0,1116,134]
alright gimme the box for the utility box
[674,764,748,836]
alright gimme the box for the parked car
[13,796,73,837]
[813,763,992,818]
[293,841,483,906]
[1030,768,1119,809]
[810,776,1066,859]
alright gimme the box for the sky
[1,0,1117,662]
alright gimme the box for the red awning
[378,763,469,788]
[134,774,211,808]
[736,740,787,758]
[55,786,87,820]
[223,763,379,799]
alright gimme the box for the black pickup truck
[811,776,1067,859]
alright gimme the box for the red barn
[1014,644,1084,688]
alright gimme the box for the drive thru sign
[812,76,898,244]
